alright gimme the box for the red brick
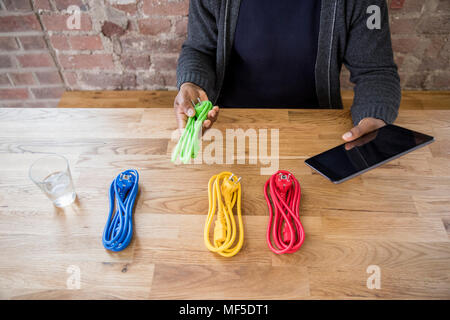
[58,54,115,70]
[122,55,151,70]
[390,18,419,34]
[427,72,450,90]
[138,18,171,35]
[0,74,11,86]
[35,71,63,85]
[390,0,405,10]
[0,37,19,51]
[418,15,450,35]
[42,13,92,31]
[69,35,103,51]
[35,0,53,11]
[418,36,449,71]
[138,72,165,87]
[50,35,70,50]
[142,0,189,16]
[152,55,178,71]
[0,56,15,69]
[403,72,427,89]
[101,21,127,38]
[120,36,153,53]
[31,86,65,99]
[63,71,78,86]
[121,36,184,54]
[0,14,41,32]
[160,38,185,54]
[392,37,420,54]
[19,36,47,50]
[162,72,176,86]
[80,72,136,89]
[390,0,423,14]
[54,0,84,11]
[393,54,405,68]
[3,0,32,11]
[9,72,36,86]
[175,17,188,36]
[0,88,29,100]
[17,53,54,68]
[112,3,138,15]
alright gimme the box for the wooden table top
[1,91,449,299]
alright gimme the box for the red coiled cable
[264,170,305,254]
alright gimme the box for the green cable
[171,100,214,164]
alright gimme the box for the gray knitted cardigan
[177,0,401,125]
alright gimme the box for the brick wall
[341,0,450,91]
[0,0,66,107]
[0,0,449,107]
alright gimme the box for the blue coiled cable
[102,169,139,252]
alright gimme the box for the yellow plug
[221,174,240,205]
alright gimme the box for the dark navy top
[218,0,322,108]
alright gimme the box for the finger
[175,109,188,130]
[344,141,358,151]
[198,90,209,102]
[208,106,220,120]
[177,93,196,118]
[173,127,183,140]
[342,125,363,142]
[183,101,196,118]
[203,119,212,130]
[207,109,218,123]
[342,118,379,141]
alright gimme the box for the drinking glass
[29,154,77,207]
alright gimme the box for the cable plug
[275,173,293,200]
[116,173,135,201]
[282,221,292,244]
[214,212,227,243]
[221,174,241,205]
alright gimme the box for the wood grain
[1,91,449,299]
[58,90,450,110]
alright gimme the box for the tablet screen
[304,124,434,184]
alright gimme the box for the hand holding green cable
[172,99,214,164]
[174,82,219,131]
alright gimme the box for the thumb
[342,125,362,142]
[342,120,375,142]
[342,118,383,142]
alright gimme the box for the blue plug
[116,173,135,201]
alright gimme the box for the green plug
[171,100,213,163]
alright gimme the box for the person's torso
[218,0,322,108]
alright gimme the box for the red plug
[275,173,293,199]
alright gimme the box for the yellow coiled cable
[204,172,244,257]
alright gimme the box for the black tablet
[304,124,434,184]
